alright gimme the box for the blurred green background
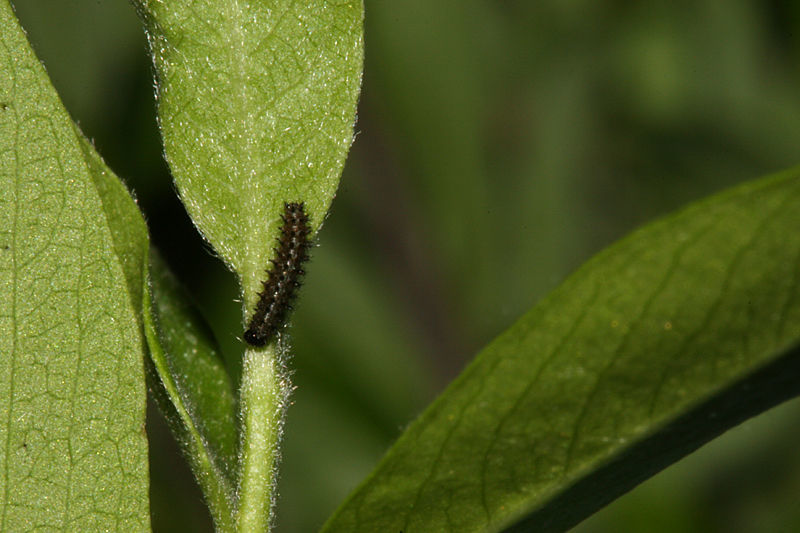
[12,1,800,531]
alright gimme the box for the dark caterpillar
[243,202,311,346]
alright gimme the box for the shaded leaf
[323,169,800,532]
[144,251,238,531]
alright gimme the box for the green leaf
[144,251,238,531]
[0,2,150,530]
[133,0,364,300]
[133,3,364,530]
[322,169,800,532]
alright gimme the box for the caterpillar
[243,202,311,346]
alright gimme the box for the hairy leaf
[133,0,364,301]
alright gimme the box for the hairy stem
[236,344,286,532]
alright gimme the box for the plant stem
[236,344,286,532]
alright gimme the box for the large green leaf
[132,0,364,301]
[0,1,150,530]
[323,168,800,532]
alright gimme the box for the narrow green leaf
[132,0,364,299]
[322,169,800,532]
[144,251,238,531]
[0,2,150,530]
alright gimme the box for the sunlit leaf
[133,0,364,301]
[0,2,150,529]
